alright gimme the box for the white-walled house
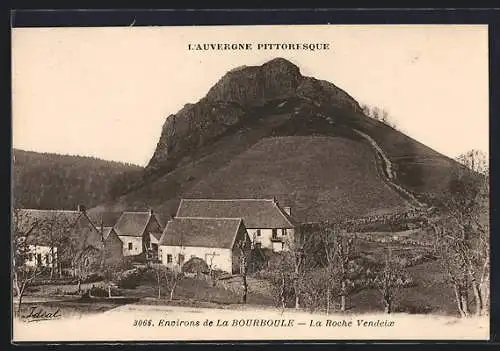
[24,244,58,268]
[158,217,251,274]
[113,210,163,257]
[14,206,106,273]
[175,198,295,252]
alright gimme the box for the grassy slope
[349,115,458,197]
[13,149,142,210]
[95,99,460,223]
[93,113,294,217]
[187,136,410,222]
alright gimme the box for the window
[167,254,173,263]
[45,254,50,265]
[36,253,42,266]
[178,254,185,265]
[282,229,287,236]
[256,229,261,237]
[272,229,278,239]
[128,242,133,250]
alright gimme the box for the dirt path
[352,129,426,208]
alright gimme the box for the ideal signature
[21,306,61,322]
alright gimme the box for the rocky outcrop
[146,58,362,172]
[147,101,245,173]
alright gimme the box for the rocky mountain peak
[147,58,361,173]
[204,57,303,106]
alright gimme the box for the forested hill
[13,149,143,210]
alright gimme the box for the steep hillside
[95,58,462,222]
[186,136,411,222]
[13,149,142,210]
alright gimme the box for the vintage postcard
[11,24,490,342]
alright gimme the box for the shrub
[89,286,109,297]
[396,303,435,314]
[115,268,142,289]
[82,273,104,284]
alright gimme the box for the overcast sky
[12,25,488,166]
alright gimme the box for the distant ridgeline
[12,149,143,210]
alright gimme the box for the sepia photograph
[11,24,490,341]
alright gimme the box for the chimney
[283,206,291,216]
[77,204,86,213]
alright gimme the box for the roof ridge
[272,202,295,227]
[230,218,244,250]
[175,216,243,221]
[180,198,274,202]
[18,209,81,213]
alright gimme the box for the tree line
[360,104,398,130]
[13,149,143,209]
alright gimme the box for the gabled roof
[102,227,118,241]
[176,199,295,228]
[114,211,159,237]
[13,209,95,246]
[159,217,244,249]
[150,232,162,241]
[86,211,123,228]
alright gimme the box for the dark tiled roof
[176,199,294,228]
[13,209,93,245]
[86,211,123,228]
[102,227,117,240]
[114,211,159,237]
[150,232,162,241]
[159,217,243,249]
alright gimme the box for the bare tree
[283,229,312,310]
[206,251,218,287]
[456,149,488,175]
[73,244,102,293]
[164,266,184,301]
[430,221,471,318]
[12,209,43,314]
[266,253,293,311]
[371,106,381,120]
[361,103,398,129]
[372,249,410,314]
[151,263,168,299]
[320,225,338,315]
[164,237,186,301]
[335,234,355,312]
[39,212,75,278]
[361,104,371,116]
[237,232,252,304]
[102,258,130,298]
[428,149,489,317]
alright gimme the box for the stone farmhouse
[14,206,123,274]
[158,217,251,274]
[175,198,295,252]
[112,210,163,258]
